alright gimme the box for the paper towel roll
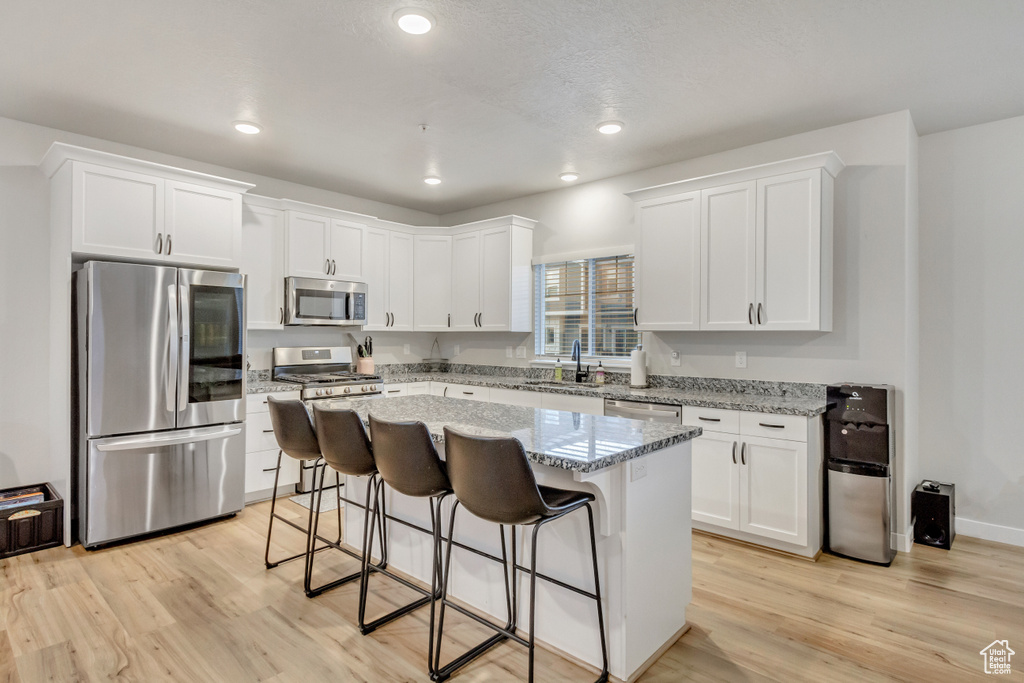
[630,347,647,387]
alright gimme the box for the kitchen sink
[524,380,602,390]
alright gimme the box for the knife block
[356,357,374,375]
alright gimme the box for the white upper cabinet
[627,151,843,332]
[450,231,480,331]
[387,231,415,331]
[634,191,701,331]
[164,180,242,268]
[701,181,757,330]
[41,145,252,268]
[415,234,454,331]
[284,207,366,280]
[756,169,832,331]
[362,227,389,330]
[443,219,534,333]
[241,199,285,329]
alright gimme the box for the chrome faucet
[570,339,590,383]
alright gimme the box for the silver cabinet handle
[325,259,330,274]
[443,386,448,397]
[448,313,451,328]
[634,308,638,326]
[262,466,277,473]
[757,302,764,325]
[462,391,474,396]
[740,442,747,465]
[279,307,284,324]
[748,303,754,325]
[331,259,337,275]
[166,235,172,255]
[759,422,786,429]
[156,233,163,254]
[732,441,737,464]
[262,429,274,433]
[698,416,721,422]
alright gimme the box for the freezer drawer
[827,464,893,564]
[81,424,244,547]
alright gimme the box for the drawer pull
[758,422,786,429]
[698,416,721,422]
[463,391,474,395]
[262,467,277,473]
[262,429,275,433]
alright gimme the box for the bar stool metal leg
[265,452,327,569]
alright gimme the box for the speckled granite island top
[380,373,829,416]
[310,394,700,474]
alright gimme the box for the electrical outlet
[454,344,460,356]
[670,351,681,367]
[403,344,410,355]
[630,460,648,482]
[506,346,514,358]
[516,346,527,359]
[735,351,747,368]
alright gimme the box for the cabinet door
[329,219,364,280]
[241,204,285,329]
[450,231,481,330]
[489,387,543,408]
[756,170,823,331]
[362,227,389,331]
[381,384,408,398]
[701,182,756,330]
[635,192,701,330]
[414,234,453,331]
[478,227,511,331]
[739,436,807,545]
[691,432,740,530]
[406,382,431,395]
[286,211,330,279]
[165,180,242,268]
[387,232,415,331]
[72,162,164,260]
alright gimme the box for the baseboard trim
[892,525,914,553]
[956,517,1024,548]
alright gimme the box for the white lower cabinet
[431,383,490,402]
[540,393,604,415]
[489,387,544,408]
[245,391,301,501]
[686,406,821,557]
[381,384,408,398]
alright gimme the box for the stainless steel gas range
[272,346,382,400]
[271,346,382,492]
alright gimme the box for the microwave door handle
[166,284,178,413]
[347,292,354,321]
[178,283,190,412]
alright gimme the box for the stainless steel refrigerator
[73,261,246,547]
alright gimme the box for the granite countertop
[310,394,700,474]
[248,380,301,394]
[379,373,828,416]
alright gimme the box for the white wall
[919,115,1024,545]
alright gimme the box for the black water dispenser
[825,384,896,565]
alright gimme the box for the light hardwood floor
[2,499,1022,682]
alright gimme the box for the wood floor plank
[2,499,1022,682]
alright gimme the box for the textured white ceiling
[2,0,1023,214]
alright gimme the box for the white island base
[338,440,692,682]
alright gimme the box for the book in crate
[0,489,45,510]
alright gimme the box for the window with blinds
[534,255,638,359]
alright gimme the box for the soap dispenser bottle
[596,362,605,385]
[554,359,563,382]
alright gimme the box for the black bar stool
[434,427,609,683]
[264,396,336,570]
[306,406,387,598]
[362,415,453,675]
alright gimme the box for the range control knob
[369,384,378,392]
[315,389,323,396]
[326,388,334,395]
[343,386,351,394]
[360,385,368,392]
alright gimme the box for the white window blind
[535,255,638,358]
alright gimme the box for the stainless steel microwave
[284,277,367,326]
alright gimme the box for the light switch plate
[670,351,681,367]
[735,351,747,368]
[516,346,527,359]
[631,460,648,481]
[506,346,514,358]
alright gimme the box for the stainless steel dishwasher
[604,399,682,424]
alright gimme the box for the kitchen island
[311,394,700,682]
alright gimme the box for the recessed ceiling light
[394,8,435,34]
[423,176,442,185]
[560,172,579,182]
[596,121,623,135]
[233,121,261,135]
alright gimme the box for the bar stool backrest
[442,427,547,525]
[267,396,321,460]
[312,407,376,477]
[369,415,451,498]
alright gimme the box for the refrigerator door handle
[167,284,178,413]
[178,283,190,412]
[95,425,243,452]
